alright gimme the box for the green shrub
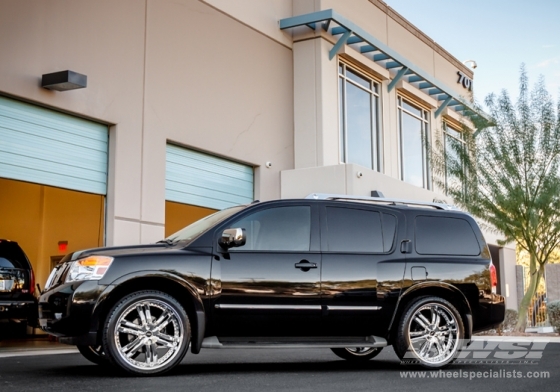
[547,300,560,333]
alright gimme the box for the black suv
[39,194,504,375]
[0,239,38,336]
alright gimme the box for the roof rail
[305,193,458,211]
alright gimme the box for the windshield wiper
[156,238,177,245]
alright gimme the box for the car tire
[102,290,191,376]
[331,347,383,361]
[394,296,464,368]
[77,345,109,366]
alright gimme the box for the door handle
[400,240,412,254]
[294,260,317,271]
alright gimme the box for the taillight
[489,262,497,294]
[29,269,36,295]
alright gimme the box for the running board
[201,335,388,349]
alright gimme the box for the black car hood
[60,242,204,263]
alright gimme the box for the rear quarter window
[0,242,30,269]
[0,257,15,268]
[415,216,481,256]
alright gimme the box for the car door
[213,202,321,337]
[320,203,406,336]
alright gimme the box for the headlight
[66,256,114,283]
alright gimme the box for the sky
[384,0,560,108]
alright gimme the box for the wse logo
[458,340,548,360]
[403,339,549,364]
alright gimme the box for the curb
[0,336,558,359]
[472,335,560,343]
[0,348,79,359]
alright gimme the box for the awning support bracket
[387,67,409,92]
[435,96,453,118]
[329,30,352,60]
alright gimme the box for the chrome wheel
[345,347,378,356]
[395,296,464,368]
[103,291,190,375]
[331,346,383,361]
[407,303,459,365]
[114,299,183,370]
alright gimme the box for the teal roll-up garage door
[0,96,108,195]
[165,144,253,210]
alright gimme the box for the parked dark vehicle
[0,239,38,336]
[39,194,505,375]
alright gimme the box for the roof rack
[305,193,458,211]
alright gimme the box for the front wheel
[394,296,464,368]
[331,347,383,362]
[102,290,191,376]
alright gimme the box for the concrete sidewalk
[0,337,78,358]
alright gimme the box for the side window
[228,206,311,251]
[415,216,480,256]
[326,207,383,253]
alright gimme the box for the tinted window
[326,207,383,253]
[0,242,29,269]
[0,257,15,268]
[415,216,480,256]
[228,206,311,251]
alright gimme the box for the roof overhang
[280,9,489,122]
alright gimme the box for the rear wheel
[331,347,383,362]
[102,290,190,376]
[394,296,464,368]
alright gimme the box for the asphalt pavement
[0,339,559,392]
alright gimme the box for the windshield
[164,205,247,244]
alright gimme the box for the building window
[338,63,381,170]
[443,122,466,194]
[398,96,430,189]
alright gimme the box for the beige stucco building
[0,0,517,310]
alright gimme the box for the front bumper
[0,300,37,324]
[38,280,107,344]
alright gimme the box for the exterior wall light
[41,70,87,91]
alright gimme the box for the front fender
[91,270,206,352]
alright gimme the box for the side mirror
[219,228,246,249]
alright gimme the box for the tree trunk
[515,254,544,332]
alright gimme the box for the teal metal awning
[280,9,482,119]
